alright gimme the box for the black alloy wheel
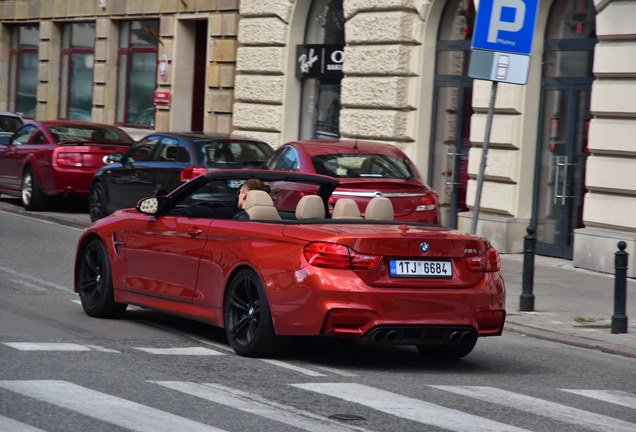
[224,268,286,357]
[89,183,109,222]
[77,239,127,318]
[21,166,47,211]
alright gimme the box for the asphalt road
[1,210,635,432]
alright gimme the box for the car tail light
[415,194,437,211]
[465,248,500,272]
[56,152,83,167]
[180,166,209,182]
[303,242,380,270]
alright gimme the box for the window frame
[116,20,159,129]
[8,25,40,118]
[59,22,96,121]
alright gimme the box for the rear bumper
[49,168,96,196]
[265,269,506,338]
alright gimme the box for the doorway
[428,0,475,229]
[533,0,596,259]
[191,20,207,131]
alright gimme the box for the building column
[573,0,636,276]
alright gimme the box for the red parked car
[74,170,506,359]
[0,121,133,210]
[262,140,440,224]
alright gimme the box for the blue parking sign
[472,0,539,55]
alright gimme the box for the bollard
[519,226,536,312]
[612,241,629,334]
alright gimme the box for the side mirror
[136,196,171,215]
[103,152,123,164]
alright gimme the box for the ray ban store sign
[296,44,344,79]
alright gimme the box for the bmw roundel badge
[420,242,430,253]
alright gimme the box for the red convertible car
[262,140,440,224]
[74,170,505,359]
[0,121,133,210]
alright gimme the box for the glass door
[535,86,590,258]
[532,0,596,259]
[428,0,475,229]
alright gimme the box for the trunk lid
[331,180,432,218]
[283,223,491,288]
[54,142,132,168]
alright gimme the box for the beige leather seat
[365,197,394,221]
[245,190,281,220]
[332,198,362,219]
[295,195,325,220]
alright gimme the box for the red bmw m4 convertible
[74,170,505,358]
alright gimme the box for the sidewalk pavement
[2,198,636,358]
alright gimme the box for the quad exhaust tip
[365,326,475,345]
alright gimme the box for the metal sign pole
[471,80,498,235]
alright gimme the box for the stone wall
[574,0,636,276]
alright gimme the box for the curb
[0,203,89,230]
[505,322,636,359]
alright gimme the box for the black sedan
[88,132,273,221]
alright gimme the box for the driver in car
[182,178,268,219]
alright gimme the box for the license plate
[389,260,452,278]
[227,179,245,188]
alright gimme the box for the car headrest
[295,195,325,220]
[332,198,362,219]
[365,197,394,221]
[245,190,281,220]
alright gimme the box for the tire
[76,239,127,318]
[89,182,109,222]
[224,268,287,357]
[416,338,477,360]
[21,167,47,211]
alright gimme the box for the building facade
[1,0,635,276]
[0,0,241,139]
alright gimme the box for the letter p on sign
[488,0,526,43]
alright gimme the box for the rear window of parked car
[311,153,418,180]
[0,115,24,133]
[48,125,133,144]
[198,140,273,168]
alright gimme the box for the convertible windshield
[311,153,417,180]
[47,125,133,143]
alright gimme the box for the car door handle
[187,228,203,237]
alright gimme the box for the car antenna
[353,135,358,150]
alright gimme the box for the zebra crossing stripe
[0,380,227,432]
[3,343,92,351]
[152,381,374,432]
[291,383,531,432]
[260,359,326,376]
[431,386,636,432]
[0,414,47,432]
[132,347,224,355]
[559,389,636,409]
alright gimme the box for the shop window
[9,25,39,118]
[116,20,159,128]
[60,23,95,121]
[298,0,345,140]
